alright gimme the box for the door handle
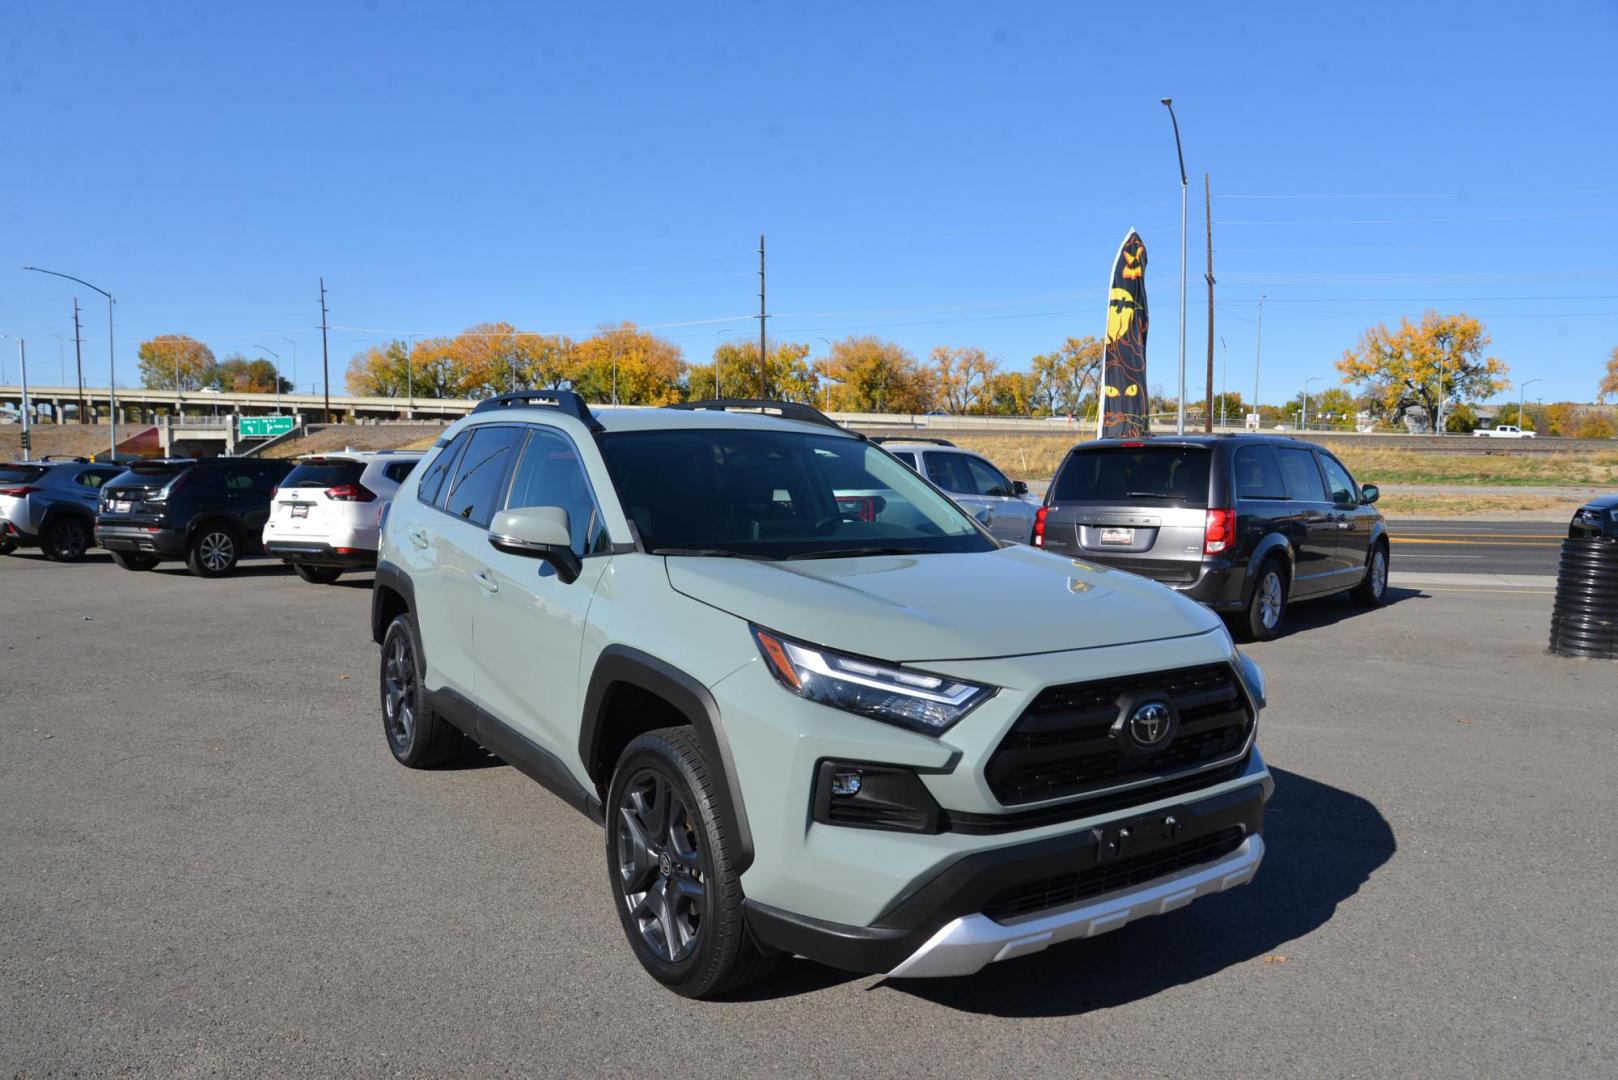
[474,569,499,595]
[406,526,429,549]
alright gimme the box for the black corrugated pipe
[1549,537,1618,659]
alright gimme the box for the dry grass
[262,423,448,459]
[0,423,123,461]
[1329,447,1618,487]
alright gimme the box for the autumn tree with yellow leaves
[1336,311,1508,428]
[1598,345,1618,404]
[137,334,216,391]
[818,336,936,414]
[930,346,999,414]
[1030,336,1103,417]
[568,322,686,405]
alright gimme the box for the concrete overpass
[0,384,478,423]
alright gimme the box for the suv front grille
[985,663,1252,807]
[984,826,1246,922]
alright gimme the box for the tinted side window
[963,456,1012,497]
[1233,445,1286,499]
[1319,454,1358,506]
[889,451,917,470]
[443,425,524,527]
[504,428,610,556]
[1276,447,1328,501]
[924,452,971,494]
[75,468,121,488]
[384,461,417,483]
[221,466,256,491]
[416,433,467,508]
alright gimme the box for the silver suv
[373,393,1271,997]
[0,458,125,560]
[873,438,1039,544]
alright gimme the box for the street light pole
[254,345,282,413]
[1252,295,1265,429]
[1304,376,1321,433]
[1,335,28,459]
[24,266,116,460]
[405,333,425,414]
[1161,98,1189,436]
[1518,377,1543,432]
[49,333,65,387]
[281,338,298,405]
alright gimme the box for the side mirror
[1361,483,1380,505]
[973,505,995,526]
[1012,479,1029,496]
[488,506,582,584]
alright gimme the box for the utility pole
[318,278,331,423]
[1252,295,1265,429]
[72,299,86,424]
[1161,99,1189,435]
[1204,172,1215,433]
[757,234,768,398]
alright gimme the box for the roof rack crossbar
[470,389,603,432]
[868,436,955,447]
[668,398,846,433]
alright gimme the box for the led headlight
[752,626,992,735]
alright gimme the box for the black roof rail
[868,436,956,447]
[471,389,603,432]
[668,398,851,435]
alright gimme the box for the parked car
[1568,493,1618,540]
[1474,425,1535,438]
[262,451,422,583]
[0,458,126,560]
[871,438,1040,543]
[373,393,1271,997]
[1035,435,1389,641]
[95,456,293,577]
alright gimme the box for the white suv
[263,451,422,583]
[373,393,1270,998]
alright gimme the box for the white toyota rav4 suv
[262,451,422,583]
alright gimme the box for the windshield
[282,461,365,489]
[598,429,994,559]
[1052,446,1211,507]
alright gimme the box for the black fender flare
[1366,520,1390,559]
[38,504,94,538]
[1243,534,1295,602]
[580,645,755,874]
[372,560,419,648]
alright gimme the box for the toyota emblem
[1128,701,1175,750]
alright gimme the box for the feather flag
[1099,230,1150,438]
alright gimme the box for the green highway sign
[238,416,296,438]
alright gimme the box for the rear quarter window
[1233,445,1286,500]
[1052,447,1211,508]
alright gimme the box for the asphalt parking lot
[3,553,1615,1078]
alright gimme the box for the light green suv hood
[665,544,1224,663]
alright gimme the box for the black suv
[96,457,292,577]
[1035,435,1389,640]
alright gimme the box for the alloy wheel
[53,521,88,559]
[382,631,416,748]
[616,768,706,964]
[1370,549,1387,597]
[1259,571,1283,630]
[199,531,234,572]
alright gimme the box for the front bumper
[264,540,378,569]
[2,519,40,546]
[745,776,1269,977]
[94,523,186,558]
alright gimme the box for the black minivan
[96,456,292,577]
[1035,435,1389,640]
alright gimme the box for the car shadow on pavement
[1280,585,1425,635]
[150,559,296,578]
[878,766,1395,1017]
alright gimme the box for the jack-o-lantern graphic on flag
[1099,230,1150,438]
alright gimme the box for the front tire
[294,563,343,584]
[110,550,158,571]
[186,525,239,578]
[380,614,460,768]
[42,517,91,562]
[607,727,777,998]
[1352,542,1389,607]
[1234,558,1288,642]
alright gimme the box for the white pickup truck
[1474,424,1535,438]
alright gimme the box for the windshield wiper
[785,546,934,560]
[654,548,776,560]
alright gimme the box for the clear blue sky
[3,0,1614,405]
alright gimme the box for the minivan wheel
[1235,560,1288,642]
[607,727,777,998]
[42,517,90,562]
[1353,542,1389,607]
[380,614,460,768]
[186,525,239,578]
[294,563,343,584]
[110,550,158,571]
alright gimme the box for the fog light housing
[811,761,943,834]
[830,770,863,797]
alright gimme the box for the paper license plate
[1099,527,1135,545]
[291,505,309,519]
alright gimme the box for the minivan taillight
[1204,508,1235,554]
[1032,506,1048,547]
[325,483,376,502]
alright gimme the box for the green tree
[209,353,290,393]
[137,334,215,391]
